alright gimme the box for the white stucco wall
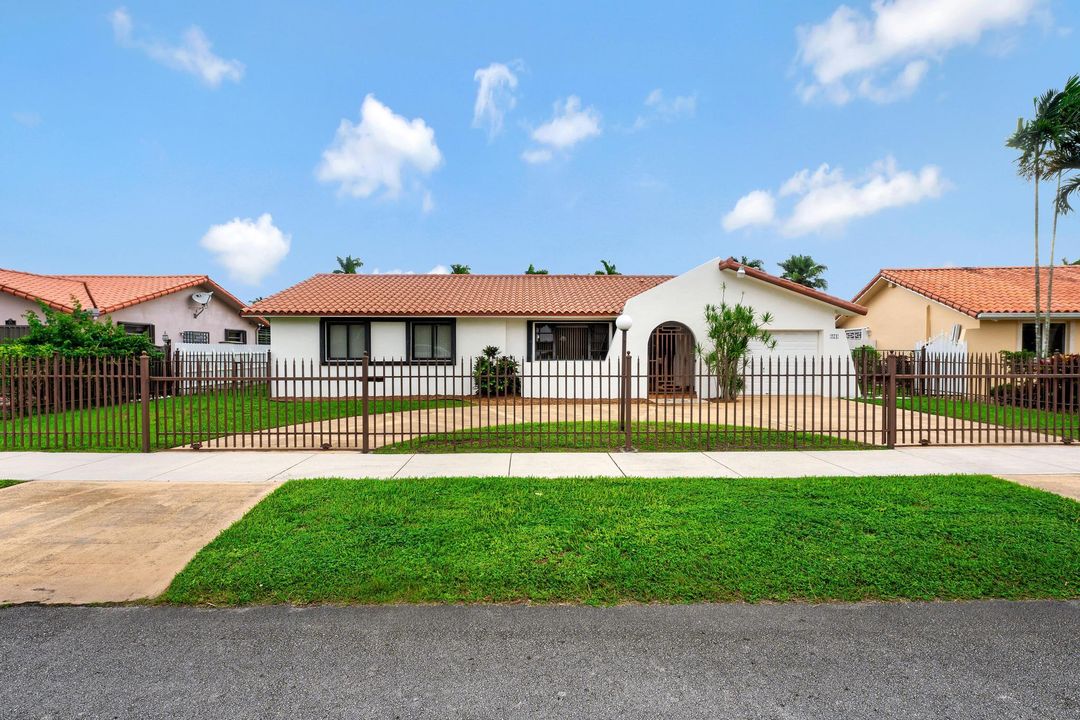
[620,257,850,359]
[0,293,40,325]
[264,258,859,399]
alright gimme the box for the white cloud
[472,62,520,138]
[200,213,290,285]
[629,89,698,131]
[795,0,1042,104]
[316,94,443,202]
[11,111,41,128]
[522,96,601,162]
[723,157,948,236]
[109,7,244,88]
[722,190,776,231]
[521,148,553,164]
[645,88,697,118]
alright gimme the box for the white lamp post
[615,314,633,442]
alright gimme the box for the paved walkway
[3,445,1080,483]
[188,395,1062,450]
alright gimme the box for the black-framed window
[118,322,155,343]
[257,326,271,345]
[1022,322,1066,354]
[180,331,210,344]
[224,328,247,344]
[532,322,612,360]
[322,319,369,363]
[409,320,454,362]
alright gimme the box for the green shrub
[0,301,162,359]
[1000,349,1036,370]
[697,289,775,401]
[851,344,880,365]
[474,345,521,397]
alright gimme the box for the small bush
[1000,350,1036,370]
[0,301,161,359]
[851,344,880,365]
[474,345,521,397]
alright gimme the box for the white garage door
[751,330,821,360]
[771,330,820,358]
[748,331,823,394]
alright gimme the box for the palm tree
[1044,78,1080,351]
[1007,77,1079,356]
[524,264,549,275]
[333,255,363,274]
[594,260,620,275]
[737,256,765,270]
[450,264,471,274]
[777,255,828,290]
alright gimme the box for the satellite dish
[191,291,214,318]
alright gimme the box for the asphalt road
[1,601,1077,719]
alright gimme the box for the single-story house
[0,268,267,350]
[247,257,866,397]
[838,265,1080,355]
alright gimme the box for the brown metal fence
[0,326,31,344]
[0,350,1076,452]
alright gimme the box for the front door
[648,323,695,395]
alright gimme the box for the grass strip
[375,420,869,452]
[0,387,465,452]
[162,474,1080,606]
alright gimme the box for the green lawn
[162,474,1080,606]
[0,480,21,490]
[865,395,1079,438]
[376,420,869,452]
[0,387,464,452]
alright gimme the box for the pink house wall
[1,284,262,348]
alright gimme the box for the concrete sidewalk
[3,445,1080,484]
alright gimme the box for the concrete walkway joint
[3,446,1080,483]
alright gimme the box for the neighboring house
[0,269,267,350]
[839,266,1080,355]
[248,257,865,397]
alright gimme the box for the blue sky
[1,1,1077,301]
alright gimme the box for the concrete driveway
[0,481,276,604]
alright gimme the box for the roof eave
[718,258,868,316]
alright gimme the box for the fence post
[139,352,151,453]
[884,353,897,448]
[361,352,370,453]
[622,350,633,452]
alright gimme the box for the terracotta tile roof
[0,269,94,311]
[854,266,1080,317]
[717,258,867,315]
[248,274,675,317]
[0,268,252,316]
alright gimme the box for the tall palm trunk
[1033,153,1043,358]
[1043,172,1062,357]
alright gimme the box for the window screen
[325,321,368,361]
[411,322,453,361]
[533,322,611,360]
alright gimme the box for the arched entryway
[647,322,695,395]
